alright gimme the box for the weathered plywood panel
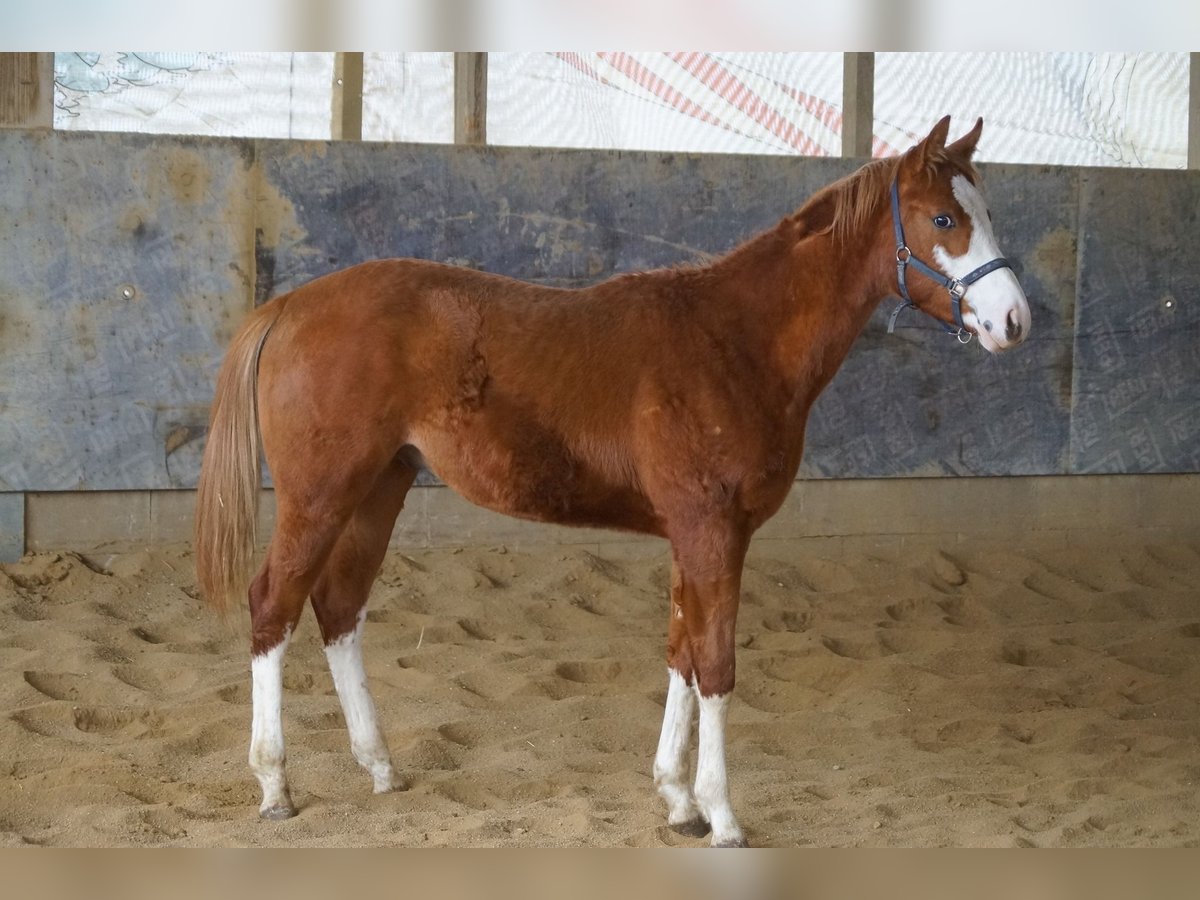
[0,132,255,490]
[2,132,1198,491]
[1072,168,1200,473]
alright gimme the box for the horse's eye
[933,214,954,229]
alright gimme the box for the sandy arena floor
[1,537,1198,847]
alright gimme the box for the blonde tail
[194,299,285,618]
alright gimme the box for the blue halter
[885,178,1013,344]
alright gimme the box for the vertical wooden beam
[1189,52,1199,170]
[454,52,487,146]
[332,52,364,141]
[0,53,54,129]
[842,52,875,158]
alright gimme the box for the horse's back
[260,257,658,419]
[253,258,668,534]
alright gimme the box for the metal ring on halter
[896,246,911,263]
[956,330,973,345]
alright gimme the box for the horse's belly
[412,426,661,535]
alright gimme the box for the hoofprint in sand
[1,538,1198,847]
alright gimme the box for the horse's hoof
[259,804,297,821]
[713,836,749,848]
[670,816,712,838]
[373,772,412,794]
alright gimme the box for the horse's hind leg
[248,504,351,819]
[310,460,417,795]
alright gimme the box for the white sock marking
[250,629,293,814]
[694,689,744,847]
[653,669,702,826]
[325,610,396,793]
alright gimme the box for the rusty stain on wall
[165,147,212,205]
[1031,227,1078,311]
[252,164,305,308]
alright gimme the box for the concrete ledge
[761,475,1200,541]
[26,491,151,551]
[18,474,1200,557]
[0,493,23,562]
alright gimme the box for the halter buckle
[948,279,966,300]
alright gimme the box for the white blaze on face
[933,174,1032,352]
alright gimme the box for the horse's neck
[710,227,889,415]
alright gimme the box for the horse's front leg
[653,559,709,837]
[693,668,743,847]
[665,529,749,848]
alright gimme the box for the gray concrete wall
[2,130,1199,556]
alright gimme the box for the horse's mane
[815,146,981,247]
[825,157,900,246]
[656,141,981,280]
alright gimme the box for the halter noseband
[885,178,1013,345]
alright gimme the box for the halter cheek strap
[885,178,1012,345]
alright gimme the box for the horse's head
[890,116,1031,353]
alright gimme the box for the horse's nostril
[1006,309,1024,342]
[983,320,993,332]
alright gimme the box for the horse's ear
[946,117,984,159]
[915,115,952,162]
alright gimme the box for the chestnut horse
[195,116,1030,846]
